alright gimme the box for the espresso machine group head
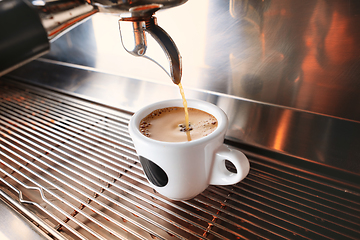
[0,0,186,84]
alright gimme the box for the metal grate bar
[0,135,163,239]
[238,179,360,229]
[207,185,360,239]
[4,85,131,124]
[0,104,144,178]
[1,90,134,147]
[250,158,360,201]
[246,168,360,222]
[1,87,298,239]
[0,101,240,239]
[1,81,360,240]
[4,88,130,135]
[0,157,100,240]
[244,174,360,223]
[0,116,207,239]
[1,85,288,239]
[185,195,293,240]
[0,88,238,239]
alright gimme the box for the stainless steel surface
[1,79,360,239]
[16,0,359,174]
[38,0,360,121]
[38,0,185,84]
[37,0,185,83]
[38,0,98,41]
[7,59,360,176]
[0,0,186,87]
[0,196,52,240]
[37,0,187,39]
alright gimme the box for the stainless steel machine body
[0,0,184,83]
[0,0,360,239]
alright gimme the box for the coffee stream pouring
[0,0,185,84]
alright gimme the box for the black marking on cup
[225,160,237,173]
[139,156,168,187]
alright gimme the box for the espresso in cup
[139,107,218,142]
[129,99,250,200]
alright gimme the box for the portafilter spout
[119,4,182,84]
[0,0,185,84]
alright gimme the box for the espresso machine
[0,0,360,239]
[0,0,184,83]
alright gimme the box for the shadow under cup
[129,99,249,200]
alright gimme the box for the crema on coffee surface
[139,107,218,142]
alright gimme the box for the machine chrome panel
[5,0,360,173]
[6,59,360,176]
[41,0,360,122]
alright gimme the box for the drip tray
[1,79,360,240]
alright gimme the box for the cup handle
[209,145,250,185]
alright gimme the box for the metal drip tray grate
[1,80,360,240]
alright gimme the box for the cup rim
[129,99,228,146]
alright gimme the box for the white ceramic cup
[129,99,250,200]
